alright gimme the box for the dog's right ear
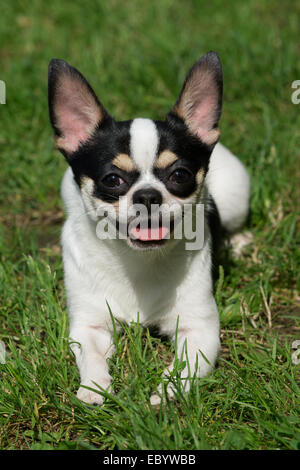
[48,59,111,157]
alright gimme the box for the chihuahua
[48,52,250,405]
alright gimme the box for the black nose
[132,188,163,211]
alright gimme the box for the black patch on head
[153,115,213,198]
[69,120,140,203]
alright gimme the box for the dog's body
[48,53,250,405]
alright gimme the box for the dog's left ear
[169,51,223,146]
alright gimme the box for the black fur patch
[67,115,214,202]
[206,195,222,282]
[153,115,213,198]
[69,120,140,203]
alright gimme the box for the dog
[48,52,250,405]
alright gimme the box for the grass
[0,0,299,450]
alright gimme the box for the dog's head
[48,52,222,250]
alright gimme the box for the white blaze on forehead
[129,118,159,172]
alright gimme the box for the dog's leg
[151,310,220,405]
[69,323,114,405]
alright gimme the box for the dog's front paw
[77,387,104,406]
[76,377,112,405]
[229,231,253,258]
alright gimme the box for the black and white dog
[48,52,250,405]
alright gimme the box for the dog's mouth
[117,217,175,249]
[129,220,173,249]
[129,223,169,241]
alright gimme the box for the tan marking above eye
[196,168,204,184]
[112,153,136,172]
[155,150,178,169]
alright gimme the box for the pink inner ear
[55,76,101,153]
[56,106,91,153]
[176,66,221,146]
[195,127,220,146]
[191,95,219,145]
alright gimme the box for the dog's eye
[169,168,192,184]
[102,174,125,188]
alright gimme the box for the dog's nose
[132,188,163,211]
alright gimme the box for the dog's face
[48,52,222,250]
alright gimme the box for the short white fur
[130,118,159,172]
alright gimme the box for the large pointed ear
[48,59,111,156]
[169,51,223,146]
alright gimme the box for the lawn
[0,0,299,450]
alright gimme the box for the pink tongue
[130,226,169,241]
